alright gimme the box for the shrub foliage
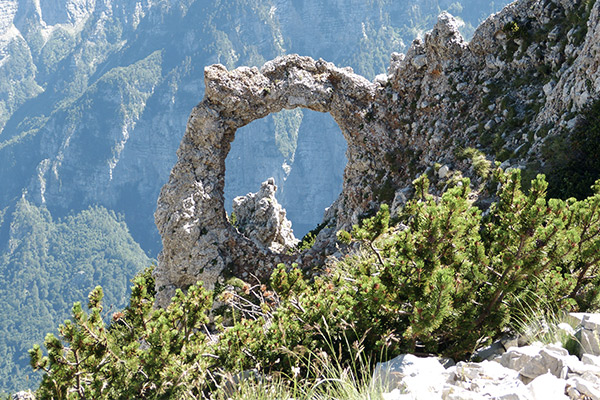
[30,169,600,398]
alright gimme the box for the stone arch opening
[155,55,380,307]
[224,108,347,240]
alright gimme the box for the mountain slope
[0,199,150,391]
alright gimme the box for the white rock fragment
[567,375,600,400]
[500,343,543,373]
[526,373,568,400]
[572,313,600,356]
[438,165,450,179]
[374,354,446,396]
[582,353,600,367]
[377,333,600,400]
[381,388,415,400]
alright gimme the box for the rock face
[277,111,347,237]
[232,178,298,253]
[155,0,600,306]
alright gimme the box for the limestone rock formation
[155,0,600,307]
[154,54,382,306]
[232,178,299,253]
[373,313,600,399]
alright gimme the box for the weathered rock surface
[375,315,600,399]
[11,391,35,400]
[155,0,600,306]
[232,178,298,253]
[572,313,600,357]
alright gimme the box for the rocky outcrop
[232,178,298,253]
[155,0,600,306]
[154,54,383,306]
[0,0,17,37]
[374,314,600,399]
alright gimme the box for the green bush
[29,170,600,397]
[30,268,216,399]
[457,147,492,179]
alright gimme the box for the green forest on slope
[0,199,150,393]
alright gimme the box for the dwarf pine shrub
[29,169,600,398]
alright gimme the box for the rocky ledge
[376,313,600,399]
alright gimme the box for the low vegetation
[27,168,600,398]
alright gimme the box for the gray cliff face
[225,116,288,219]
[0,0,18,37]
[38,0,94,26]
[278,111,346,237]
[155,0,600,306]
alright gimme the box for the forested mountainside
[0,200,150,391]
[0,0,511,393]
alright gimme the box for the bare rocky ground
[376,313,600,399]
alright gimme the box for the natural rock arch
[154,13,475,306]
[153,55,387,306]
